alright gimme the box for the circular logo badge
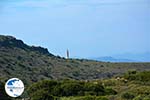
[5,78,24,97]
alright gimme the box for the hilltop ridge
[0,35,53,56]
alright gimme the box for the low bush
[27,80,116,100]
[121,92,135,100]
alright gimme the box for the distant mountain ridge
[114,52,150,62]
[91,52,150,62]
[93,56,135,62]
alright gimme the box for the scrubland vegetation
[1,71,150,100]
[24,71,150,100]
[0,35,150,100]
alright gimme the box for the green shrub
[95,96,108,100]
[27,80,58,99]
[84,82,105,96]
[84,91,97,96]
[104,88,117,95]
[133,95,150,100]
[124,71,150,83]
[60,82,83,96]
[121,92,135,100]
[30,89,54,100]
[77,96,95,100]
[133,95,143,100]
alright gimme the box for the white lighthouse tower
[66,49,69,59]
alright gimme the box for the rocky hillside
[0,35,150,84]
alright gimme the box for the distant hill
[0,35,150,84]
[114,52,150,62]
[91,52,150,62]
[92,56,135,62]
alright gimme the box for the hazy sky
[0,0,149,58]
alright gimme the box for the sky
[0,0,149,58]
